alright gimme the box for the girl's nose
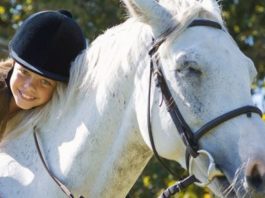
[23,77,37,91]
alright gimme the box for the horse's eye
[187,67,202,75]
[176,60,202,76]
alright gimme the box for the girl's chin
[15,101,34,110]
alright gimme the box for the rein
[33,128,85,198]
[147,19,262,198]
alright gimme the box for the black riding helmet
[9,10,86,82]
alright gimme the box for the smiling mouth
[18,90,36,101]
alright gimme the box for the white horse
[1,0,265,197]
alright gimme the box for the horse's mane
[6,0,224,139]
[159,0,222,22]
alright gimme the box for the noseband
[147,19,262,198]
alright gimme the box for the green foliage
[128,157,215,198]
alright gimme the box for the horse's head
[124,0,265,196]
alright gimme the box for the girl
[0,9,86,141]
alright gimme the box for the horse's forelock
[160,0,222,19]
[155,0,224,54]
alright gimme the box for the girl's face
[10,62,57,110]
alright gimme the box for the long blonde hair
[0,58,13,139]
[0,58,13,88]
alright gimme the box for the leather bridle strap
[188,19,223,30]
[33,128,85,198]
[185,105,262,169]
[154,68,199,158]
[159,175,197,198]
[147,64,198,195]
[194,106,262,141]
[148,58,184,177]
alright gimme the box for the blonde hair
[0,58,13,139]
[0,58,13,88]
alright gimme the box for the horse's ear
[122,0,142,18]
[122,0,175,38]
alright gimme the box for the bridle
[147,19,263,198]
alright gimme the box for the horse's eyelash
[176,66,202,75]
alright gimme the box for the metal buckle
[188,150,224,187]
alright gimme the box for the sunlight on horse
[1,0,265,197]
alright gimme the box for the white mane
[159,0,222,22]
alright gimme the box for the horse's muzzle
[245,158,265,195]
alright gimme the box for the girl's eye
[18,68,30,75]
[41,79,52,86]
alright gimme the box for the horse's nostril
[246,164,263,189]
[246,160,265,192]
